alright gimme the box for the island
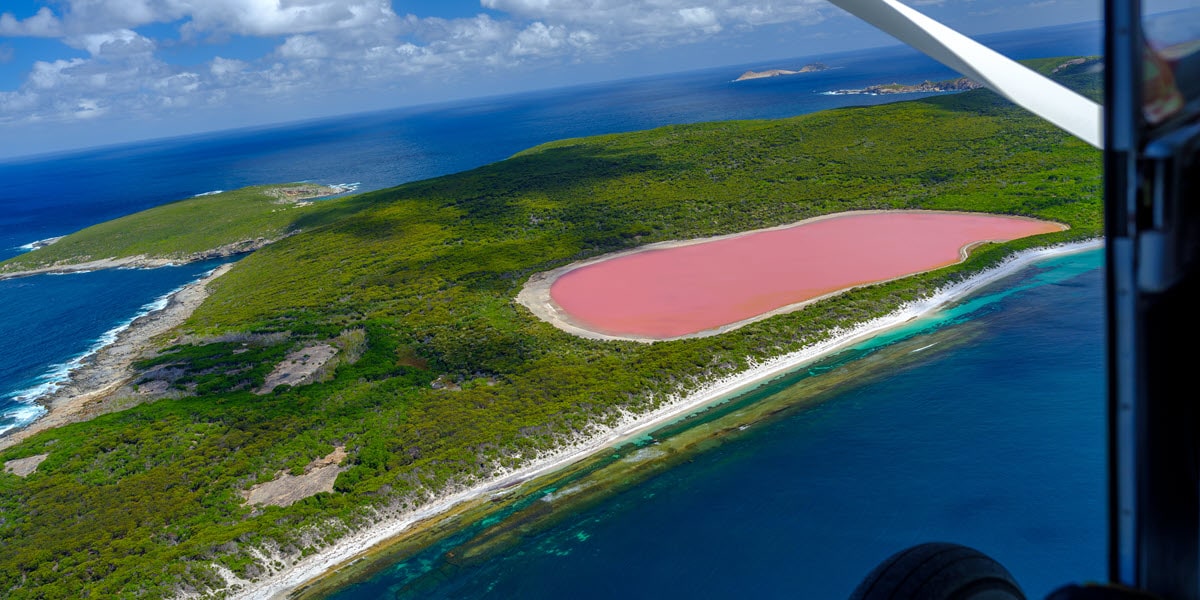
[0,56,1102,599]
[734,62,829,81]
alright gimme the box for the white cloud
[0,1,838,129]
[278,35,330,59]
[481,0,827,32]
[66,29,156,57]
[0,7,63,37]
[0,90,39,119]
[73,99,107,119]
[677,7,720,31]
[155,71,201,93]
[511,22,563,56]
[210,56,248,78]
[28,59,87,90]
[508,21,601,58]
[2,1,397,38]
[177,0,398,37]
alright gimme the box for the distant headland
[825,76,982,95]
[734,62,829,81]
[0,182,358,280]
[0,54,1104,600]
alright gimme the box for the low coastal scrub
[0,60,1101,598]
[0,184,351,274]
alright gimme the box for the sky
[0,0,1114,159]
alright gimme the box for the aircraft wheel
[849,542,1026,600]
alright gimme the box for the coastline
[0,263,233,451]
[516,210,1068,342]
[0,234,290,281]
[0,255,181,281]
[0,180,356,282]
[16,236,64,252]
[238,238,1101,600]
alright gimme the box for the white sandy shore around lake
[516,209,1067,342]
[0,264,233,451]
[236,238,1101,600]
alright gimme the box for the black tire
[849,542,1026,600]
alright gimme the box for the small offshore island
[734,62,829,81]
[0,56,1102,599]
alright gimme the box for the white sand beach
[231,238,1102,600]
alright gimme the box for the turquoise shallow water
[0,20,1106,596]
[326,249,1106,599]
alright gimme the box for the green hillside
[0,184,351,274]
[0,62,1102,598]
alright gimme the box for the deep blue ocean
[327,249,1105,600]
[0,20,1104,598]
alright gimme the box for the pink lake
[548,212,1063,339]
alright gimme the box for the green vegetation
[0,63,1102,598]
[0,184,350,273]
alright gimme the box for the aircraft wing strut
[827,0,1104,149]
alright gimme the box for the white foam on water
[15,236,64,252]
[0,266,220,436]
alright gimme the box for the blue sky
[0,1,1122,158]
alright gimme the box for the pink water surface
[549,212,1062,338]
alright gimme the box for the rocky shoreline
[825,76,981,95]
[0,264,233,451]
[0,234,289,281]
[0,181,350,281]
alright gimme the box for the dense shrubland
[0,59,1102,598]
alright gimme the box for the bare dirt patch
[244,447,347,507]
[4,453,48,477]
[257,344,339,394]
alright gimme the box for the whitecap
[0,270,210,435]
[328,182,362,195]
[0,403,47,437]
[15,236,64,252]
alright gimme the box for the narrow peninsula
[0,183,351,280]
[826,76,982,95]
[823,58,1098,96]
